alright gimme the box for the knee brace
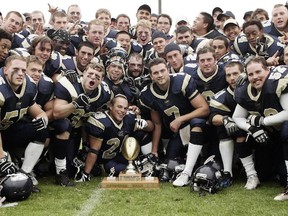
[190,131,204,145]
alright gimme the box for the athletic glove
[247,115,264,127]
[236,73,247,87]
[135,119,148,130]
[62,69,79,83]
[0,152,18,175]
[72,94,90,109]
[223,116,239,136]
[32,117,48,131]
[248,126,270,144]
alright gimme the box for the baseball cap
[137,4,151,14]
[223,19,239,31]
[176,16,189,25]
[217,11,235,21]
[243,11,253,20]
[164,43,181,56]
[212,7,223,15]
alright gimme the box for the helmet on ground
[191,162,223,194]
[0,172,33,202]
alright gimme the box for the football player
[211,36,242,66]
[52,62,112,184]
[61,41,95,76]
[233,19,284,66]
[0,55,48,191]
[233,56,288,200]
[1,11,25,49]
[104,47,138,104]
[75,94,154,181]
[139,58,209,186]
[0,29,12,68]
[209,60,246,187]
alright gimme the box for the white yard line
[75,187,104,216]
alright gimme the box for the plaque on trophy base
[100,137,160,189]
[100,176,160,189]
[118,172,142,181]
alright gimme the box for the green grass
[0,176,287,216]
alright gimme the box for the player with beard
[233,56,288,200]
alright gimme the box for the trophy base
[100,173,160,189]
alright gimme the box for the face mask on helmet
[0,172,33,202]
[134,153,158,177]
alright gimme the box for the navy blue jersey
[187,64,228,103]
[0,70,37,130]
[11,33,25,49]
[210,86,236,117]
[44,51,62,77]
[36,74,54,108]
[263,21,283,38]
[235,65,288,118]
[139,73,199,128]
[105,29,118,39]
[61,55,84,75]
[196,29,223,39]
[86,111,136,164]
[233,33,285,59]
[54,77,112,128]
[103,77,134,104]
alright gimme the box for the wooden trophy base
[100,172,160,189]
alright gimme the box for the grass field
[0,174,287,216]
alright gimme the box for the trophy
[100,137,160,188]
[119,137,141,181]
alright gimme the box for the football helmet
[134,153,158,177]
[191,157,223,194]
[203,155,223,171]
[0,172,33,202]
[106,47,128,65]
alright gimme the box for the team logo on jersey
[118,130,124,137]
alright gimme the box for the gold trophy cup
[119,137,141,181]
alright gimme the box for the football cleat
[75,171,91,182]
[274,187,288,201]
[173,172,190,187]
[244,174,260,190]
[56,169,75,187]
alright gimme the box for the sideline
[75,186,104,216]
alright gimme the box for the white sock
[21,142,44,173]
[285,160,288,183]
[55,157,67,174]
[219,139,234,177]
[183,143,202,176]
[240,154,257,177]
[141,142,152,155]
